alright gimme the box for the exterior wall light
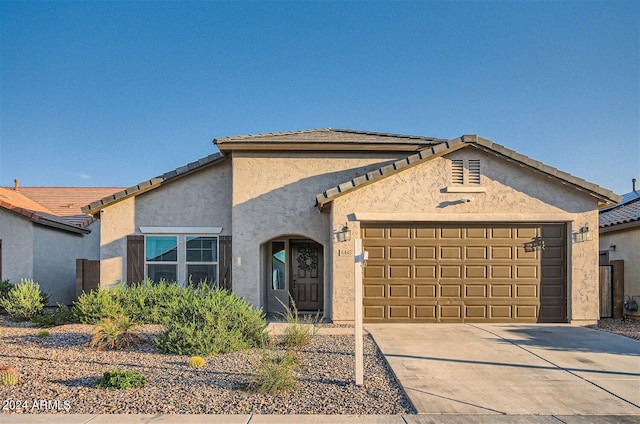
[336,224,352,243]
[609,244,616,251]
[572,225,592,243]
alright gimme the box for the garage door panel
[440,284,461,297]
[466,265,487,279]
[362,223,566,323]
[389,265,411,278]
[440,265,462,278]
[364,285,385,298]
[364,265,385,278]
[414,284,436,297]
[415,265,437,279]
[465,285,487,298]
[389,246,411,259]
[389,285,411,298]
[491,265,512,278]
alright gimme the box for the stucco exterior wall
[99,196,136,287]
[33,221,101,305]
[0,210,34,283]
[600,227,640,318]
[98,161,232,286]
[330,146,600,324]
[231,152,402,313]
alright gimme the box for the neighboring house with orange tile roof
[0,182,122,304]
[83,129,621,325]
[599,179,640,319]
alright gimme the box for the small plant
[187,356,206,369]
[0,366,19,386]
[0,279,49,321]
[248,350,299,394]
[277,296,320,348]
[96,369,146,390]
[36,329,50,338]
[87,314,142,351]
[32,304,76,327]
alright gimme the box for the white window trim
[140,226,222,235]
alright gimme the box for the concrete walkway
[366,324,640,416]
[3,414,640,423]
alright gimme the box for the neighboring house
[599,179,640,319]
[83,129,621,324]
[0,182,122,305]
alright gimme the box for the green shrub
[278,296,320,349]
[36,329,50,338]
[154,288,267,356]
[248,350,299,394]
[87,314,142,351]
[73,287,125,324]
[32,304,76,327]
[0,279,48,321]
[96,369,146,390]
[0,279,13,314]
[118,279,184,324]
[187,356,206,369]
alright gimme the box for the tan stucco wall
[330,146,601,324]
[34,220,101,305]
[0,210,34,283]
[98,161,232,286]
[231,151,402,313]
[600,226,640,318]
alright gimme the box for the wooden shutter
[218,235,232,290]
[127,235,145,284]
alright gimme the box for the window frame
[142,228,221,286]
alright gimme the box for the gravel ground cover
[592,317,640,340]
[0,317,413,415]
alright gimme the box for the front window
[145,234,218,286]
[186,236,217,285]
[146,236,178,283]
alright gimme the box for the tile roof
[214,128,445,149]
[82,153,225,215]
[0,186,122,233]
[599,190,640,229]
[316,135,622,210]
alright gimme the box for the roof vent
[13,179,19,191]
[633,178,637,192]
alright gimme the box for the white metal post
[354,238,364,386]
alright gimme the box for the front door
[290,241,323,311]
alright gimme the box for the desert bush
[248,350,299,394]
[87,314,142,351]
[0,279,13,314]
[0,366,19,386]
[187,356,206,369]
[36,329,50,338]
[0,279,48,321]
[96,369,146,390]
[73,287,125,324]
[154,288,267,356]
[278,296,320,348]
[32,304,76,327]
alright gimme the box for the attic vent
[468,159,481,185]
[452,160,464,185]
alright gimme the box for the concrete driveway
[366,324,640,416]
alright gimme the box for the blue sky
[1,1,638,195]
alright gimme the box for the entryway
[265,237,323,315]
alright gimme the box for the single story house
[599,179,640,319]
[83,129,620,324]
[0,182,121,305]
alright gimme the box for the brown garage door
[362,223,566,323]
